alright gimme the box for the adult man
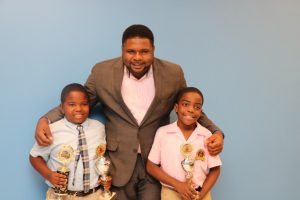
[35,24,224,200]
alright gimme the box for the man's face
[122,37,154,79]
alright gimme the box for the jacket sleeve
[43,106,64,123]
[198,112,223,135]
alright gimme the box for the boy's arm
[29,155,67,188]
[146,159,195,200]
[197,166,221,199]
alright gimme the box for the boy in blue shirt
[30,83,106,200]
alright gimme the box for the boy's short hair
[122,24,154,46]
[60,83,89,104]
[176,87,204,105]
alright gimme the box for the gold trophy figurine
[54,145,74,200]
[95,144,117,200]
[180,144,195,182]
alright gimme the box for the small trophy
[95,144,116,200]
[180,143,195,181]
[54,145,74,200]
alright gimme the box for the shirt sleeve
[30,142,51,161]
[207,154,222,169]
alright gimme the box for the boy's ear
[174,104,178,113]
[60,104,64,114]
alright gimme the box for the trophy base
[53,193,68,200]
[98,191,117,200]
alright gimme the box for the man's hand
[206,132,224,156]
[35,117,53,146]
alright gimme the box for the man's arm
[35,106,64,146]
[35,64,100,146]
[198,111,224,156]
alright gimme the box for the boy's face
[122,37,154,79]
[61,91,89,124]
[175,92,202,128]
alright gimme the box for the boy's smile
[175,91,203,129]
[61,91,89,124]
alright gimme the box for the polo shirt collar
[167,121,207,137]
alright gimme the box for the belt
[163,185,201,192]
[195,186,202,192]
[67,185,102,197]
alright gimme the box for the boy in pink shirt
[147,87,221,200]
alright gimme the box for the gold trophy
[180,143,195,181]
[54,145,74,200]
[95,144,116,200]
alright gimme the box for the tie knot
[77,125,84,133]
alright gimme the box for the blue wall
[1,0,299,199]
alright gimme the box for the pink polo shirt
[148,121,222,188]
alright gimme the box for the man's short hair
[122,24,154,46]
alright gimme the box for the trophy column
[95,144,117,200]
[180,143,195,184]
[53,145,74,200]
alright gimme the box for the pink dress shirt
[121,66,155,125]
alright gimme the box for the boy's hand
[174,180,196,200]
[98,176,112,189]
[35,117,53,146]
[206,132,223,156]
[48,171,67,188]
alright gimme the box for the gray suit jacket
[46,57,221,186]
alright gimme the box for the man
[35,24,224,200]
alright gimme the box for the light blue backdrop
[1,0,299,199]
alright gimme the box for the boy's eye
[182,102,189,107]
[194,106,202,110]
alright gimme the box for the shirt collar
[63,117,89,131]
[166,121,207,137]
[124,65,153,81]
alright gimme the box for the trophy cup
[180,143,195,182]
[95,144,116,200]
[54,145,74,200]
